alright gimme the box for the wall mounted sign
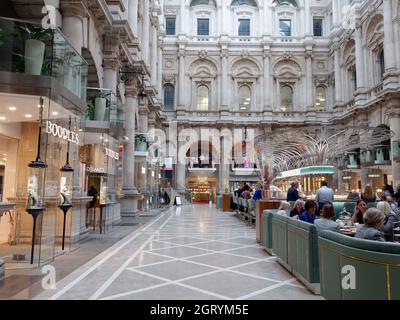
[104,147,119,160]
[45,120,79,144]
[86,165,105,173]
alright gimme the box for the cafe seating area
[260,208,400,300]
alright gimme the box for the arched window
[280,85,293,111]
[163,84,174,110]
[378,49,385,82]
[315,86,326,111]
[239,85,251,110]
[272,0,298,8]
[231,0,258,7]
[190,0,216,7]
[197,85,209,110]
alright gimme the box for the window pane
[379,50,385,82]
[279,19,291,36]
[281,85,293,111]
[238,19,250,36]
[166,17,176,35]
[197,85,209,110]
[313,18,323,36]
[239,86,251,110]
[197,19,209,35]
[164,85,174,110]
[315,87,326,111]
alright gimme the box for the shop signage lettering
[104,147,119,160]
[45,120,79,144]
[86,165,105,173]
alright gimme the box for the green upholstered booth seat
[271,213,290,269]
[287,219,320,293]
[318,230,400,300]
[261,210,277,254]
[216,195,222,210]
[332,202,344,219]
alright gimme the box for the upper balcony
[84,88,125,138]
[0,17,88,102]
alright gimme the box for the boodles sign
[45,120,79,144]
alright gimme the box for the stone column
[334,46,342,103]
[178,49,185,108]
[151,24,158,87]
[142,0,150,66]
[221,0,227,34]
[305,52,314,109]
[383,0,396,71]
[180,0,185,34]
[121,85,139,215]
[221,49,228,108]
[139,106,149,133]
[157,40,163,102]
[332,0,338,26]
[176,137,186,193]
[219,128,231,193]
[389,104,400,187]
[103,58,119,94]
[304,0,311,35]
[61,5,84,54]
[354,24,365,89]
[263,51,271,110]
[128,0,138,36]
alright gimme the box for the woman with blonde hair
[377,201,399,241]
[277,201,291,216]
[361,185,376,203]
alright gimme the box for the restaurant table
[256,200,281,243]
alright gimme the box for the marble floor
[35,204,323,300]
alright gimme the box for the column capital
[103,57,120,71]
[60,1,87,18]
[125,85,138,97]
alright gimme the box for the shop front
[274,166,335,198]
[0,17,88,267]
[80,88,124,232]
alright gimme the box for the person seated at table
[290,199,304,219]
[300,200,317,224]
[385,195,397,213]
[351,200,368,224]
[377,201,399,241]
[355,208,385,242]
[314,203,340,233]
[277,201,291,216]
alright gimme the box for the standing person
[315,181,334,216]
[88,186,98,208]
[287,181,301,202]
[242,184,252,199]
[300,200,317,224]
[361,185,376,203]
[252,183,263,201]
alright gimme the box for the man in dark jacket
[287,181,301,202]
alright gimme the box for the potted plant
[135,134,148,152]
[16,24,48,75]
[87,93,109,121]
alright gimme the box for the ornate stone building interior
[0,0,399,301]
